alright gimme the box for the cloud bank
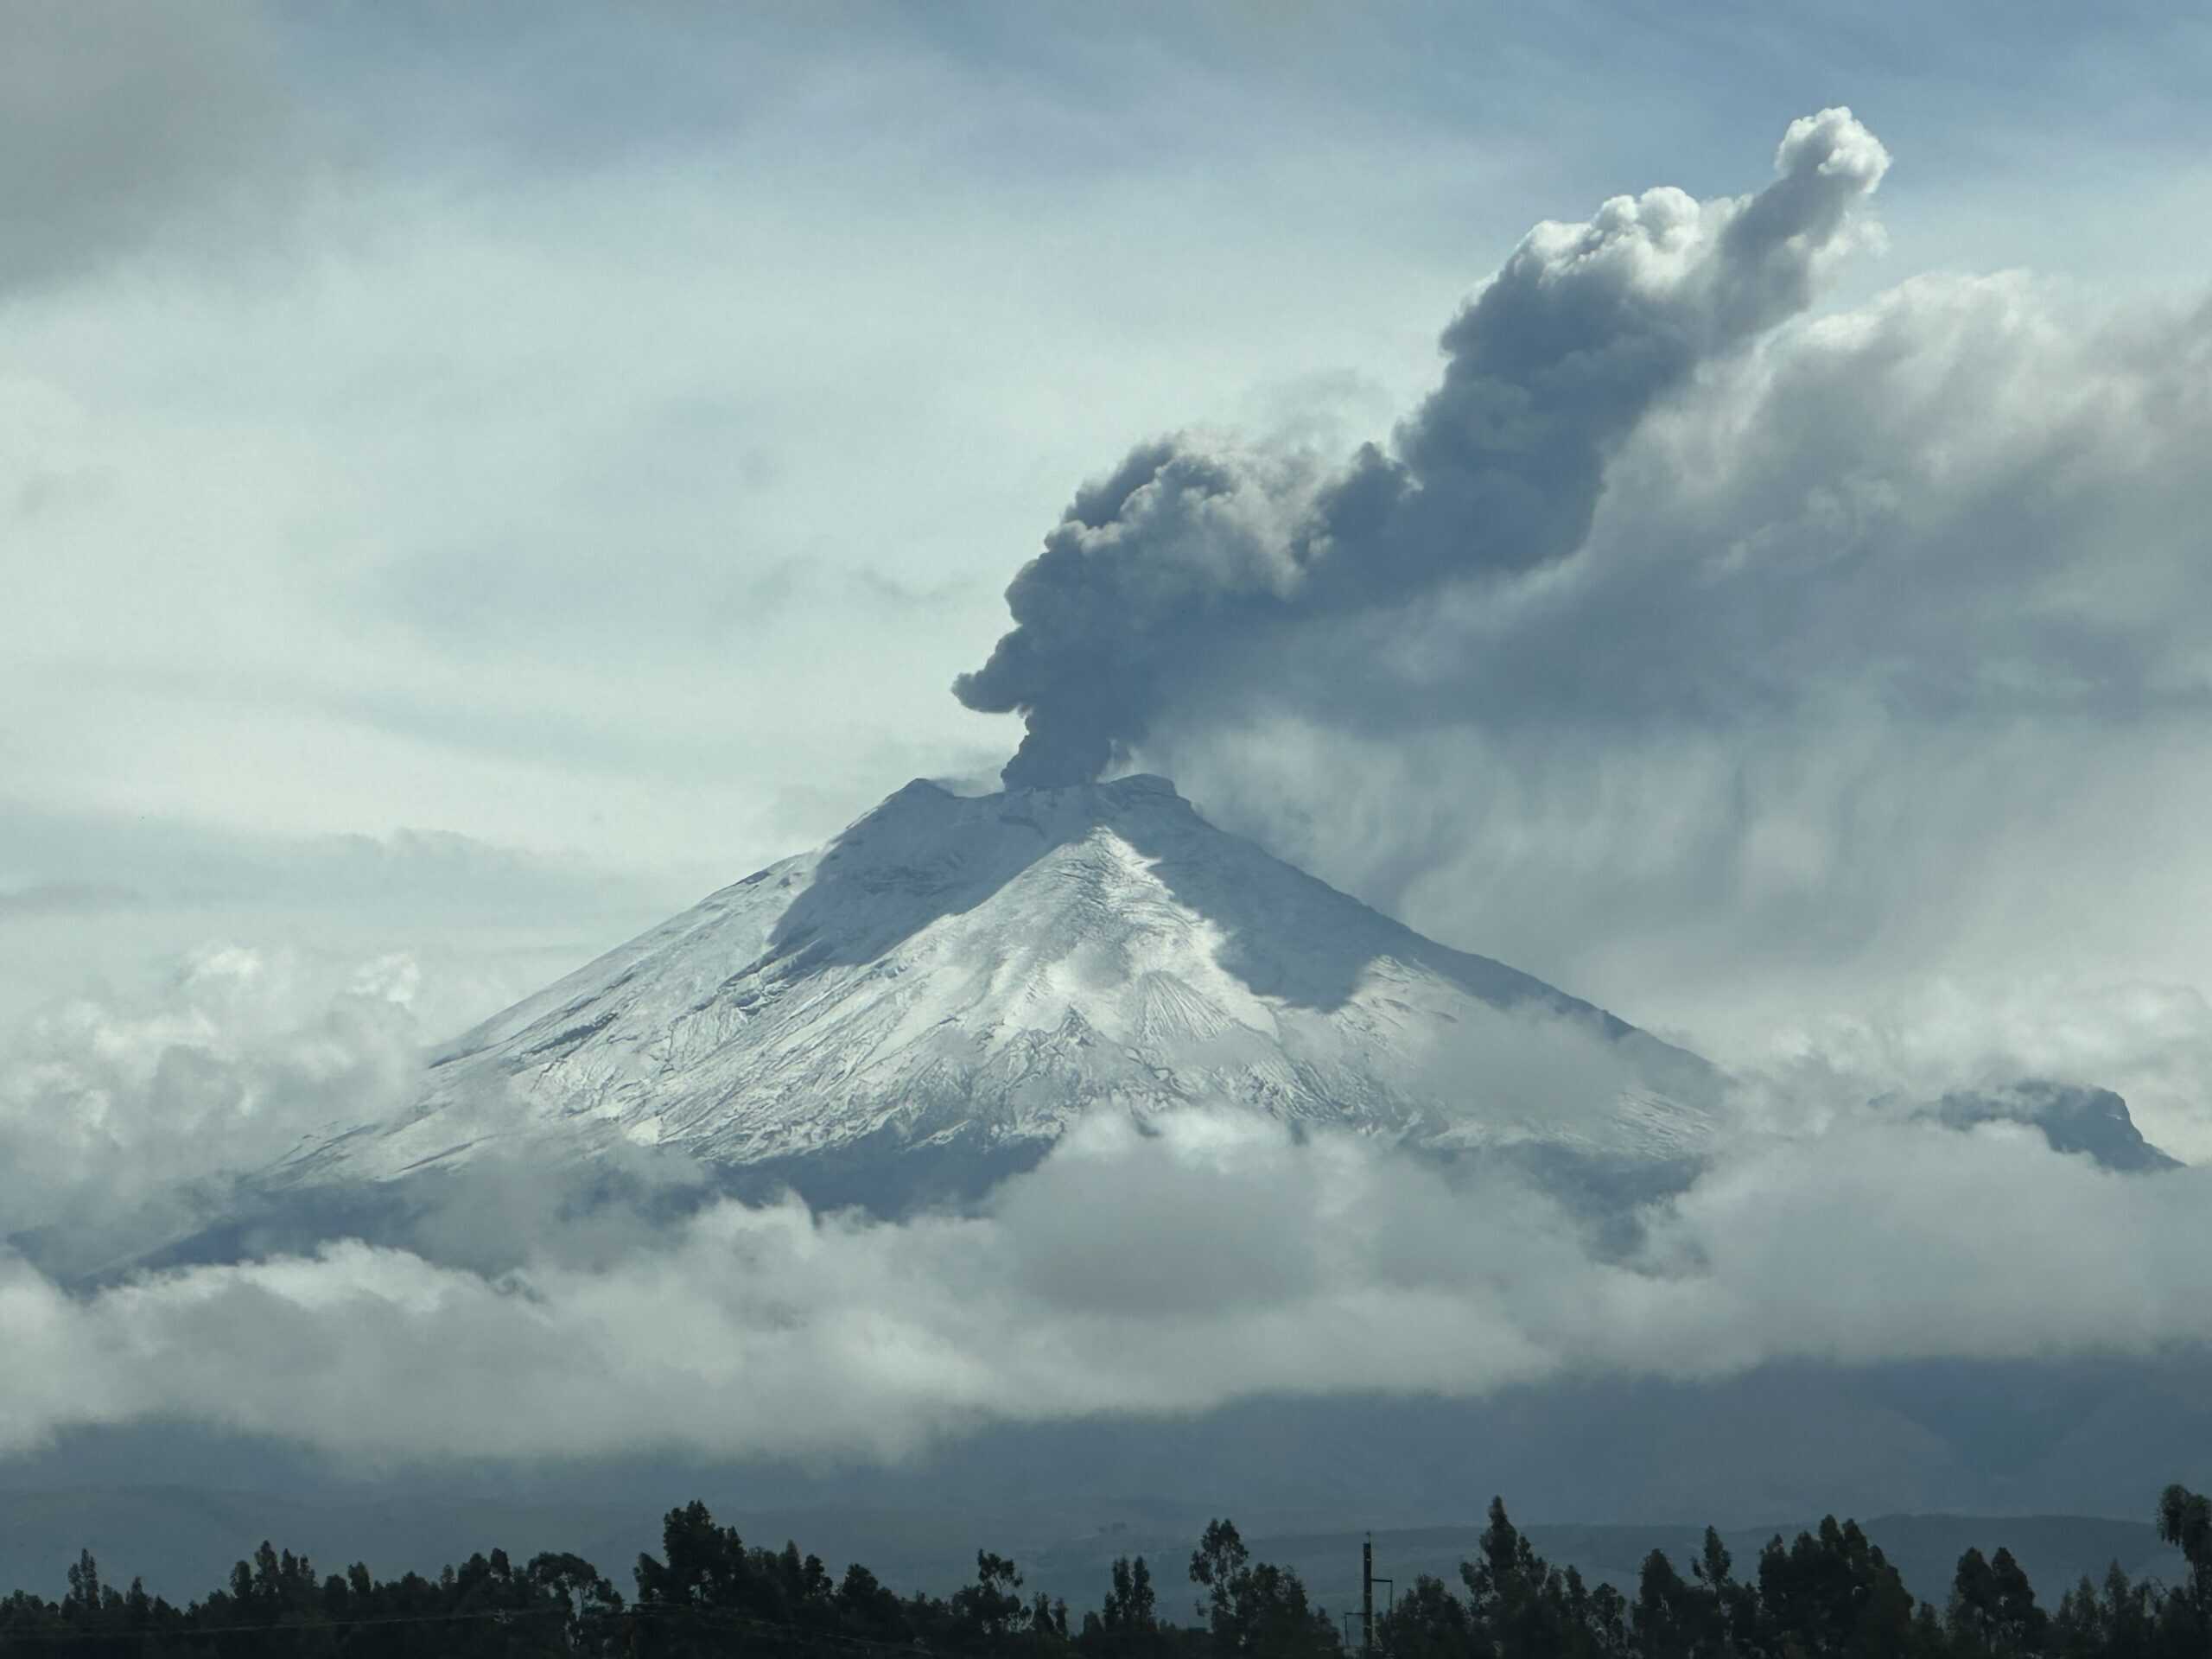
[0,929,2203,1478]
[1,1107,2207,1469]
[0,944,429,1275]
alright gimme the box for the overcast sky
[34,13,2212,1158]
[6,2,2212,1110]
[7,1,2212,1504]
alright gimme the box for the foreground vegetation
[0,1484,2204,1657]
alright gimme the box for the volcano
[263,775,1720,1211]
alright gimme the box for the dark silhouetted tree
[1949,1544,2047,1656]
[2155,1483,2210,1630]
[953,1549,1031,1644]
[1187,1517,1336,1658]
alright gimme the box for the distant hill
[0,1485,2185,1620]
[1229,1516,2186,1620]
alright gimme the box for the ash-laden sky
[4,1,2212,1496]
[954,105,1896,787]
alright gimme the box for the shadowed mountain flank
[1932,1081,2183,1173]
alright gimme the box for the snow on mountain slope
[271,776,1721,1191]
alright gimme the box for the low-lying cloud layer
[0,943,2202,1471]
[0,944,429,1276]
[2,1105,2207,1469]
[4,899,2208,1476]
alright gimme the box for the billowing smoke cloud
[1138,265,2212,1145]
[955,110,1890,788]
[950,109,2212,1132]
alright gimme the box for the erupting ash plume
[955,109,1891,789]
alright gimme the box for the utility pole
[1359,1535,1392,1658]
[1362,1534,1373,1659]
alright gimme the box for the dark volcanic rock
[1934,1080,2183,1173]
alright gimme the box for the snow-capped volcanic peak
[278,775,1718,1188]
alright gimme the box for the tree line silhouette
[0,1483,2204,1657]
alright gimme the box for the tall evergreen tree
[2154,1483,2211,1629]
